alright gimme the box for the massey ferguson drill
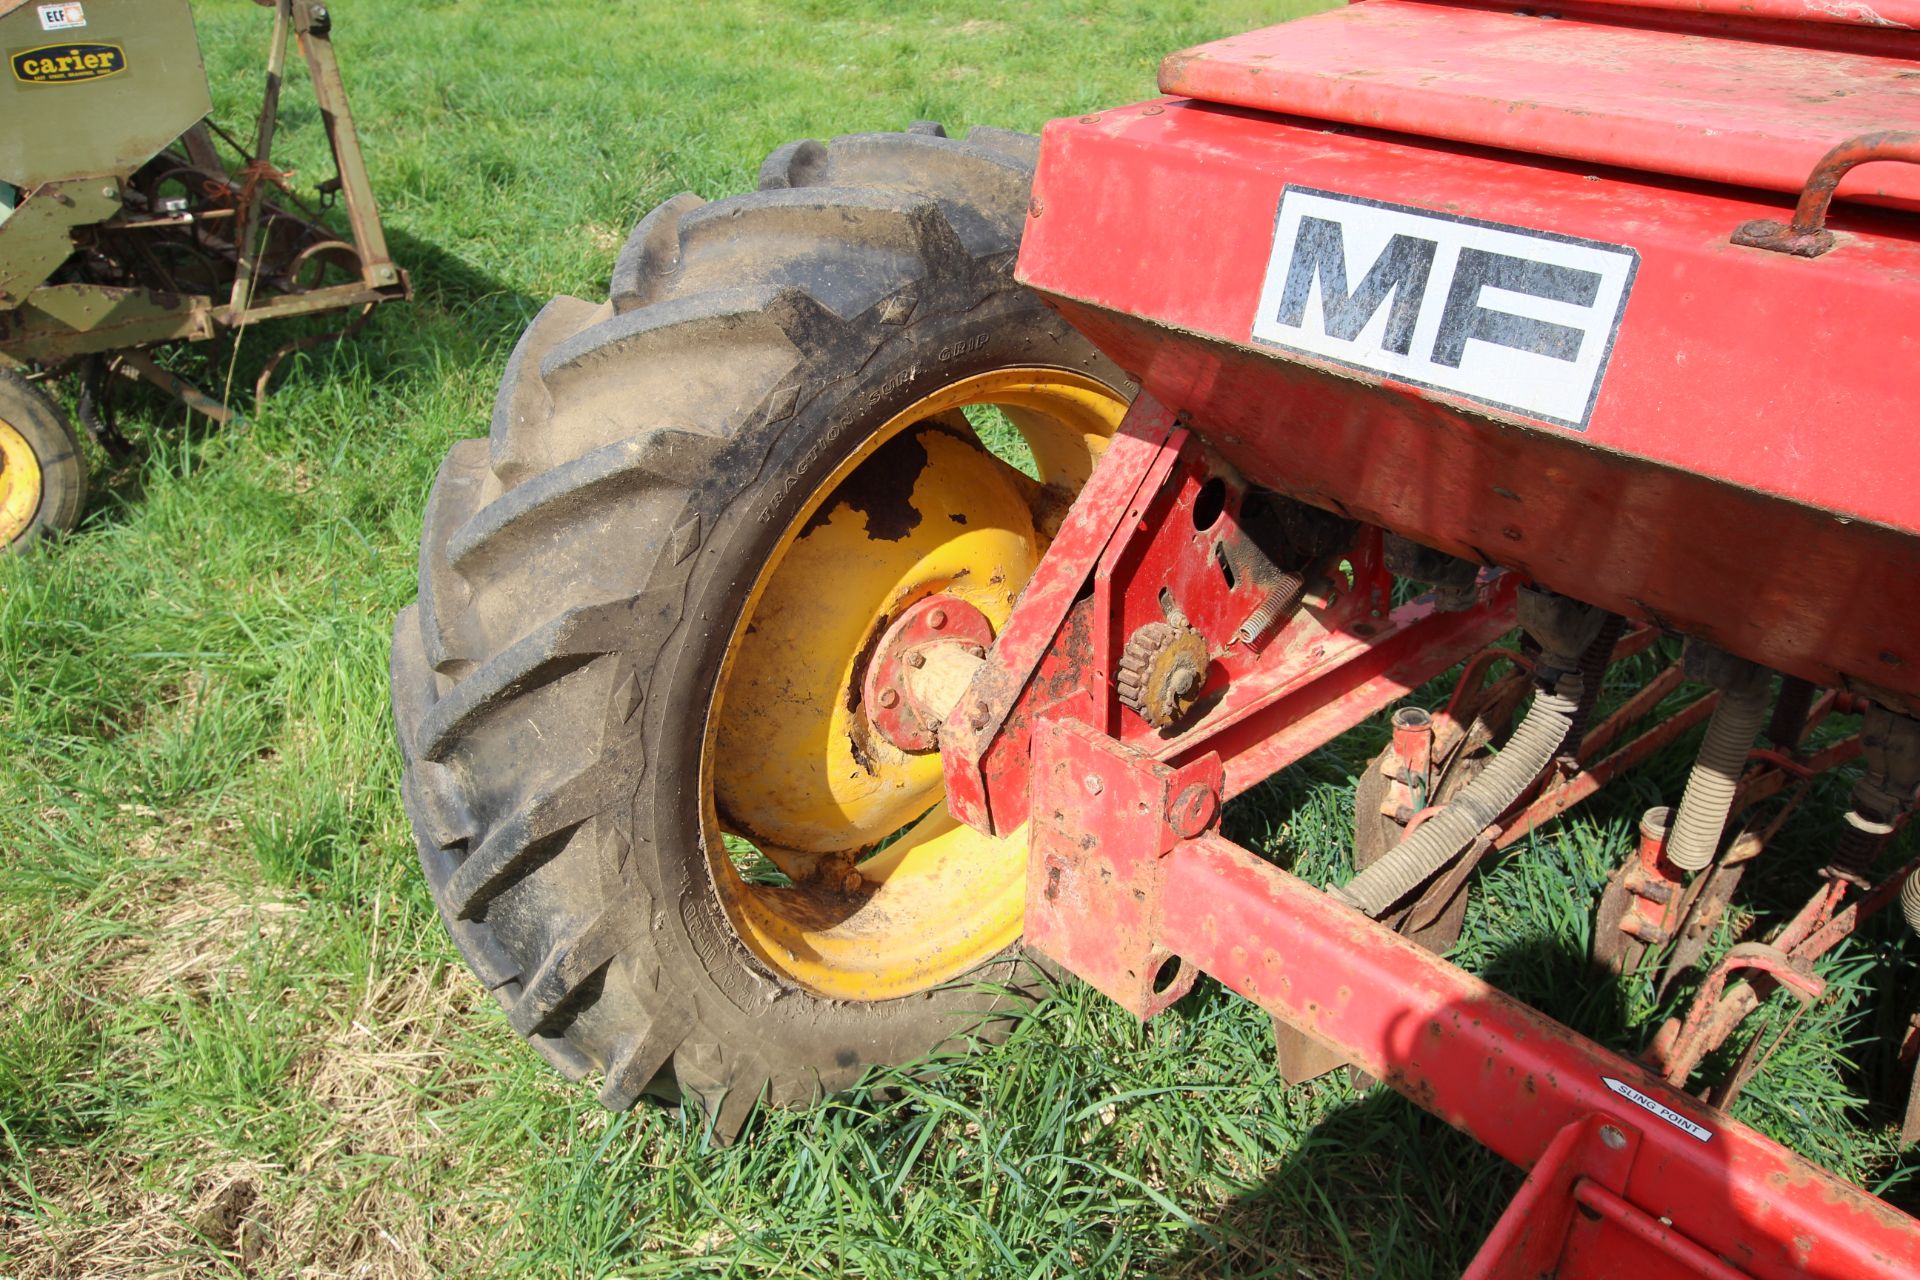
[391,0,1920,1272]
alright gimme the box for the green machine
[0,0,407,549]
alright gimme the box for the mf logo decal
[10,41,124,84]
[1252,187,1637,430]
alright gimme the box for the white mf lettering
[1252,187,1637,430]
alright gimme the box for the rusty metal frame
[0,0,407,411]
[943,391,1920,1274]
[1025,717,1920,1278]
[941,394,1522,837]
[222,0,403,319]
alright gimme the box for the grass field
[4,1,1919,1276]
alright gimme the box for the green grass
[3,0,1917,1275]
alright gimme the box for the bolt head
[1600,1125,1627,1150]
[1084,774,1104,796]
[928,608,947,630]
[877,688,898,708]
[842,869,864,893]
[905,651,926,669]
[1170,782,1220,839]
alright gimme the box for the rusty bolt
[877,688,899,709]
[928,608,948,630]
[1170,782,1219,839]
[969,701,990,731]
[1169,666,1200,697]
[905,651,926,669]
[842,869,864,893]
[1084,774,1104,796]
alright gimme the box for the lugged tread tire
[392,125,1130,1134]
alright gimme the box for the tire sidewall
[629,281,1125,1077]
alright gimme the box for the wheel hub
[861,593,993,752]
[703,367,1130,1000]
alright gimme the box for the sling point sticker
[1252,186,1638,431]
[11,40,124,84]
[1603,1075,1715,1143]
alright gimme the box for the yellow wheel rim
[0,418,44,545]
[703,367,1129,1000]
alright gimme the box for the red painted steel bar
[1156,835,1920,1279]
[1571,1181,1753,1280]
[1161,582,1517,799]
[941,397,1179,834]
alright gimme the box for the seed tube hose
[1334,671,1582,917]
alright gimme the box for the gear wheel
[1117,620,1210,728]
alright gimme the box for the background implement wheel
[391,124,1132,1133]
[0,369,88,550]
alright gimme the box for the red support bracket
[941,394,1181,836]
[1028,717,1223,1018]
[945,387,1517,836]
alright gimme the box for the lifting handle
[1732,130,1920,258]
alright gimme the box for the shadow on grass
[62,223,538,539]
[1163,930,1749,1279]
[1170,1083,1518,1279]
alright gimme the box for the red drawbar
[1160,0,1920,211]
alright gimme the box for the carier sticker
[37,4,87,30]
[10,40,123,84]
[1252,186,1637,431]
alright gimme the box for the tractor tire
[391,123,1132,1134]
[0,369,88,550]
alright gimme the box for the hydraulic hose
[1664,681,1771,874]
[1334,672,1582,917]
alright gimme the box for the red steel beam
[1157,835,1920,1280]
[1160,579,1517,800]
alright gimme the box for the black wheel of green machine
[390,123,1134,1135]
[0,368,88,550]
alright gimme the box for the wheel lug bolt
[878,688,899,708]
[906,652,926,669]
[928,608,947,629]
